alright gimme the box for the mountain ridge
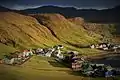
[0,5,119,23]
[0,5,11,12]
[20,5,120,23]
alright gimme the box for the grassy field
[0,43,16,58]
[0,42,116,80]
[1,56,118,80]
[0,43,106,80]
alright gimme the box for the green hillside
[68,17,115,42]
[0,12,103,54]
[31,14,101,47]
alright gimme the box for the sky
[0,0,120,10]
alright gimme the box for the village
[0,43,120,78]
[90,43,120,52]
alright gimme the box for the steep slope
[68,17,115,42]
[0,12,59,49]
[31,14,101,47]
[84,23,115,42]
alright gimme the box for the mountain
[0,5,11,12]
[30,14,101,46]
[21,5,120,23]
[0,11,104,55]
[0,12,60,50]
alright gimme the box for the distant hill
[21,5,120,23]
[0,6,11,12]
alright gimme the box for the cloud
[0,0,120,10]
[0,0,17,3]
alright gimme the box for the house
[0,59,3,64]
[90,45,95,49]
[72,60,83,71]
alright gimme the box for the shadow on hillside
[48,61,67,68]
[66,41,89,48]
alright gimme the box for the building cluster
[90,43,120,52]
[0,44,120,78]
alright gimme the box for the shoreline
[86,52,120,60]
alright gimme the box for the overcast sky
[0,0,120,10]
